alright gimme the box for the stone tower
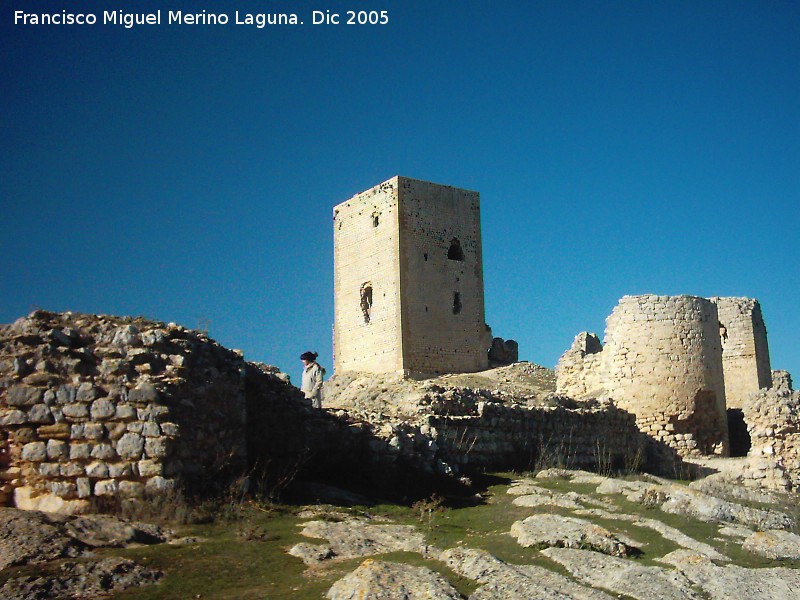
[711,297,772,409]
[333,176,490,375]
[557,295,730,456]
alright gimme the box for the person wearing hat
[300,351,325,408]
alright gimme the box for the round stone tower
[602,295,729,456]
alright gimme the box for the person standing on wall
[300,351,325,408]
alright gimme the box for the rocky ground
[322,362,559,419]
[292,469,800,599]
[0,508,170,598]
[2,467,799,599]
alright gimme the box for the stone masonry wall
[554,332,603,398]
[0,311,249,513]
[557,295,729,457]
[740,385,800,492]
[323,378,666,477]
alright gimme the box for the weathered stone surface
[76,382,98,403]
[46,439,69,460]
[7,385,43,407]
[441,547,613,600]
[326,559,461,600]
[13,487,90,515]
[508,481,581,507]
[659,486,794,531]
[69,443,91,460]
[90,443,117,460]
[2,311,270,511]
[511,514,636,557]
[94,479,118,496]
[288,542,335,565]
[115,432,144,459]
[660,549,800,599]
[128,383,158,403]
[0,556,162,599]
[21,442,47,462]
[0,508,82,569]
[26,404,52,424]
[293,518,427,563]
[574,508,728,561]
[742,530,800,560]
[1,409,27,425]
[542,547,704,600]
[90,398,116,420]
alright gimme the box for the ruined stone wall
[557,295,729,457]
[712,297,772,409]
[741,387,800,492]
[427,401,648,473]
[554,332,603,398]
[323,377,664,477]
[488,338,519,365]
[0,311,249,513]
[333,178,404,373]
[333,176,489,376]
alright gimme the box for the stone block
[69,443,91,460]
[119,480,145,498]
[116,432,145,459]
[21,441,47,462]
[108,462,133,478]
[144,436,170,458]
[7,385,43,406]
[62,403,89,419]
[127,422,144,434]
[160,422,179,436]
[90,398,116,420]
[142,422,161,437]
[83,423,105,439]
[86,461,110,478]
[76,382,98,403]
[128,383,158,403]
[144,476,175,495]
[77,477,91,498]
[27,404,53,424]
[138,459,163,477]
[46,439,69,459]
[61,462,85,477]
[94,479,119,496]
[1,409,27,425]
[90,443,117,460]
[115,404,137,420]
[107,422,128,440]
[55,386,77,405]
[38,462,61,477]
[48,481,78,498]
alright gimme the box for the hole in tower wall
[453,292,462,314]
[360,283,373,324]
[448,238,464,261]
[727,409,751,457]
[373,214,380,227]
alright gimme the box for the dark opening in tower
[447,238,464,261]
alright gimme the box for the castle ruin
[556,295,773,459]
[333,176,491,375]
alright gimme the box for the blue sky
[2,1,798,385]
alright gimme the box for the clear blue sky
[2,1,798,385]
